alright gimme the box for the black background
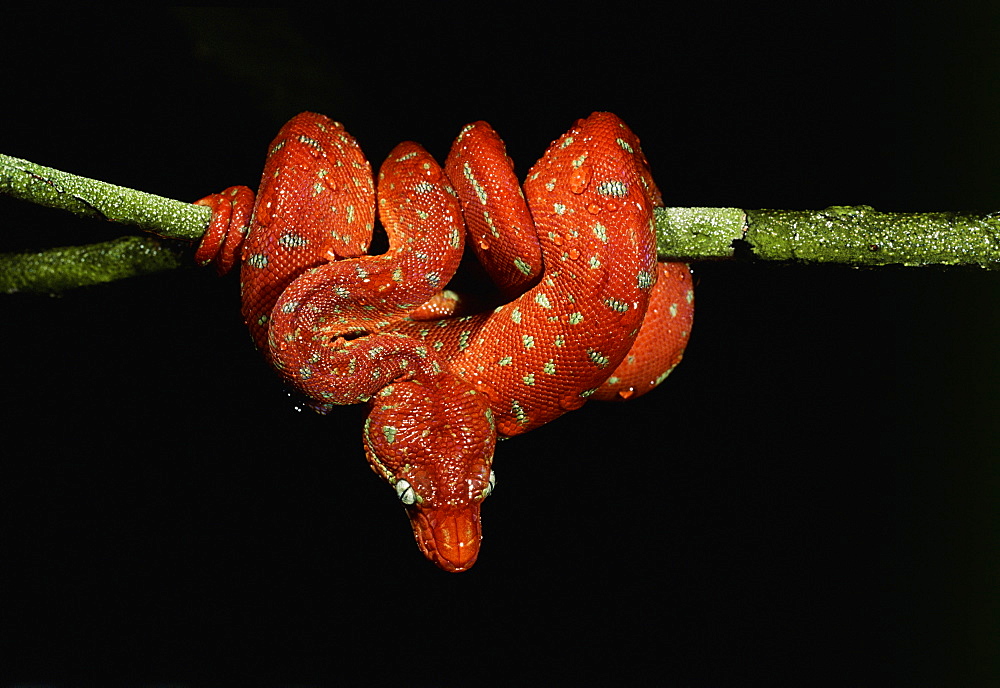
[2,6,997,686]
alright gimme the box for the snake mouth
[407,504,482,573]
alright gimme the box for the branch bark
[0,154,210,239]
[656,206,1000,267]
[0,236,186,293]
[2,153,998,294]
[0,153,210,293]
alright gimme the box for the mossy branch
[0,154,210,239]
[2,153,999,293]
[0,236,187,293]
[0,153,210,293]
[656,206,1000,267]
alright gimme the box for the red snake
[195,112,693,571]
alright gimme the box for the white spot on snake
[637,270,654,290]
[510,307,522,324]
[484,210,500,238]
[543,360,556,375]
[297,134,322,151]
[522,334,535,349]
[593,222,608,242]
[498,356,512,366]
[605,298,630,313]
[247,253,268,269]
[686,289,694,303]
[616,137,634,153]
[346,205,355,224]
[567,312,584,325]
[534,293,552,309]
[587,349,610,368]
[414,181,436,194]
[395,151,419,162]
[596,180,628,197]
[514,258,533,275]
[559,136,575,149]
[554,335,565,347]
[670,303,678,317]
[511,400,529,425]
[590,256,601,269]
[312,182,325,196]
[463,162,489,205]
[280,301,299,314]
[279,233,307,248]
[523,373,535,386]
[572,153,588,168]
[655,367,676,385]
[554,203,567,215]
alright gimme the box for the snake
[194,111,693,572]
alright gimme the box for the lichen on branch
[0,153,210,240]
[3,153,1000,295]
[654,205,1000,268]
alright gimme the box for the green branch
[656,206,1000,267]
[0,154,210,239]
[0,236,186,293]
[0,153,211,293]
[2,153,998,294]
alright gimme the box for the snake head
[363,376,497,572]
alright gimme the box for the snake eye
[395,479,416,505]
[481,470,496,499]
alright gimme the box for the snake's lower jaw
[407,505,482,572]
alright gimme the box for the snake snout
[408,505,482,573]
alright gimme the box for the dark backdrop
[2,6,997,686]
